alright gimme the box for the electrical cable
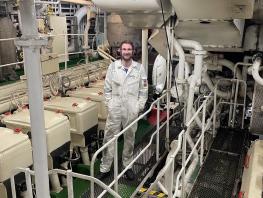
[159,0,185,128]
[159,0,181,107]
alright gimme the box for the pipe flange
[191,50,207,56]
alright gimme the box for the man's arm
[138,65,148,112]
[104,63,113,106]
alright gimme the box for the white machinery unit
[43,96,98,148]
[0,127,33,198]
[240,140,263,198]
[92,0,172,28]
[2,109,71,192]
[170,0,254,20]
[67,87,107,131]
[68,87,107,120]
[0,127,32,180]
[48,16,67,63]
[41,53,59,75]
[169,0,255,51]
[2,109,70,156]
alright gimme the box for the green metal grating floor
[188,128,246,198]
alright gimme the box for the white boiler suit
[100,60,148,173]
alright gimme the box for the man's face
[120,43,133,61]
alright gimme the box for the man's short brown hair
[119,40,135,50]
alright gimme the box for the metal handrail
[214,78,247,134]
[10,167,122,198]
[135,93,214,198]
[144,130,184,196]
[97,110,181,198]
[0,33,98,70]
[90,92,169,197]
[174,95,213,198]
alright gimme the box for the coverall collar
[116,59,137,70]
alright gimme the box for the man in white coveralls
[98,40,148,180]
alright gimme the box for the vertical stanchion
[168,158,175,197]
[64,34,68,69]
[181,130,187,198]
[213,86,217,137]
[232,80,239,128]
[11,175,17,198]
[242,81,247,129]
[156,100,160,161]
[25,169,33,198]
[67,170,74,198]
[201,100,207,165]
[114,138,118,193]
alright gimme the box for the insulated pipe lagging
[252,57,263,85]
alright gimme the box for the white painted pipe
[80,147,90,165]
[142,29,148,74]
[49,173,62,193]
[18,1,50,197]
[173,38,185,82]
[184,62,191,79]
[218,59,242,80]
[169,37,186,99]
[251,58,263,85]
[177,39,205,124]
[83,8,91,50]
[178,39,204,86]
[97,47,116,61]
[186,75,197,123]
[0,65,107,114]
[104,12,107,44]
[74,6,96,51]
[202,72,231,99]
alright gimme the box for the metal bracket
[15,37,48,48]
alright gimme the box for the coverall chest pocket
[127,77,140,96]
[112,79,121,95]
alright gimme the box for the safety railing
[9,91,179,198]
[143,92,215,198]
[90,91,180,198]
[0,32,103,71]
[174,94,214,198]
[10,168,121,198]
[213,78,247,136]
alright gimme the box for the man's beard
[121,55,132,61]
